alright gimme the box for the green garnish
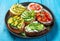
[21,10,35,22]
[8,16,24,29]
[25,21,44,32]
[20,33,26,37]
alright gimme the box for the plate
[5,2,54,38]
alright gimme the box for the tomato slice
[42,11,51,21]
[36,9,52,22]
[30,3,41,10]
[28,3,42,12]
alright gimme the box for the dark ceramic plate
[5,2,55,38]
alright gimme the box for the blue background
[0,0,60,41]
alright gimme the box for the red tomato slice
[28,3,42,12]
[36,9,52,23]
[42,11,51,21]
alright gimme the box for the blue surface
[0,0,60,41]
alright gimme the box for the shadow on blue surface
[46,18,59,41]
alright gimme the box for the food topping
[25,21,44,32]
[21,10,35,22]
[27,3,42,12]
[10,3,26,15]
[8,16,24,29]
[36,9,52,24]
